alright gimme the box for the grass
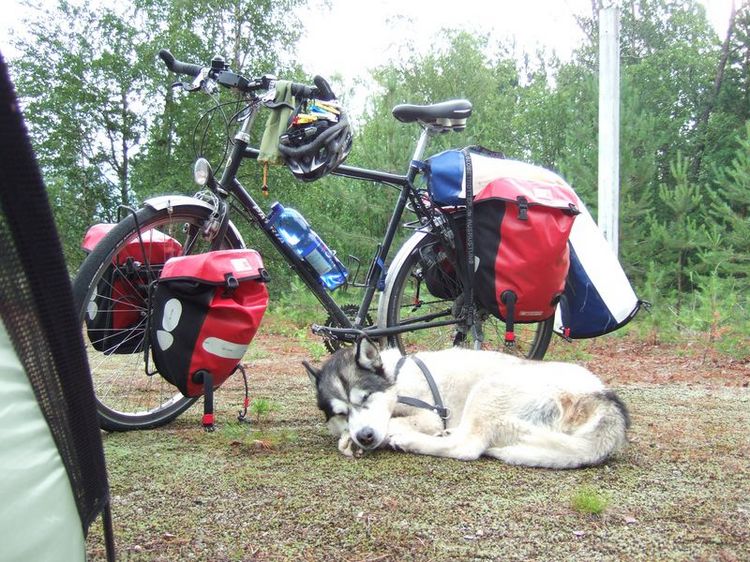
[571,486,610,515]
[248,398,278,428]
[216,420,300,452]
[84,329,750,561]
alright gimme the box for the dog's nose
[356,427,376,448]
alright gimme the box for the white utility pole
[598,3,621,256]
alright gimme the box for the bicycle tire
[72,202,244,431]
[383,234,553,359]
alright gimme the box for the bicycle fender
[376,230,431,330]
[143,195,246,248]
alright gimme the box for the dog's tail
[489,390,630,469]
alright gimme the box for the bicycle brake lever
[178,68,217,94]
[260,89,277,104]
[174,76,204,93]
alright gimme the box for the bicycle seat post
[411,127,436,164]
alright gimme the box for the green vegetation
[248,397,277,428]
[6,0,750,358]
[571,486,611,516]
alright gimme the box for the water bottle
[268,202,348,290]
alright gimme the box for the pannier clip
[222,273,239,297]
[516,196,529,221]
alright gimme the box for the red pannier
[472,174,578,332]
[424,147,580,344]
[149,249,269,429]
[82,224,183,354]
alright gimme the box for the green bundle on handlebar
[258,80,296,166]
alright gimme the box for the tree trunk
[162,86,174,158]
[690,1,738,180]
[120,89,129,206]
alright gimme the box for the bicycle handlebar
[158,48,332,100]
[158,49,203,77]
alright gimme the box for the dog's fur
[304,338,629,469]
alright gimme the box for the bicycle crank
[321,304,373,353]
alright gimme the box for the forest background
[4,0,750,357]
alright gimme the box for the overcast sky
[295,0,735,83]
[1,0,737,86]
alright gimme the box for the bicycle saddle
[392,99,473,131]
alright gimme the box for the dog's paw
[386,432,413,452]
[338,433,363,459]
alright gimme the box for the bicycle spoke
[73,204,244,430]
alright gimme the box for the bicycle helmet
[278,98,353,182]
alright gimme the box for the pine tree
[706,121,750,287]
[645,155,708,306]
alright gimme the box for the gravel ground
[86,330,750,561]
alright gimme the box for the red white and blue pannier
[423,146,643,342]
[555,198,644,339]
[424,147,580,343]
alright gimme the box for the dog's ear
[302,361,321,386]
[355,336,383,373]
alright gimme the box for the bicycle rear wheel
[72,202,243,431]
[383,233,553,359]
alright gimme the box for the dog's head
[303,336,397,451]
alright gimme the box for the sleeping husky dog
[304,337,629,469]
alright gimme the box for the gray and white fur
[304,337,629,469]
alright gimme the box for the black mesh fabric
[0,52,110,537]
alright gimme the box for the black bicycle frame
[206,99,448,343]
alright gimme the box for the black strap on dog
[395,355,450,428]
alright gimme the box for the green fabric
[258,80,296,165]
[0,323,86,561]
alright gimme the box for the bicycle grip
[313,75,336,100]
[290,82,315,99]
[289,76,336,100]
[158,49,203,77]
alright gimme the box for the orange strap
[262,162,269,196]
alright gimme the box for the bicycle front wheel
[382,233,553,359]
[73,201,244,431]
